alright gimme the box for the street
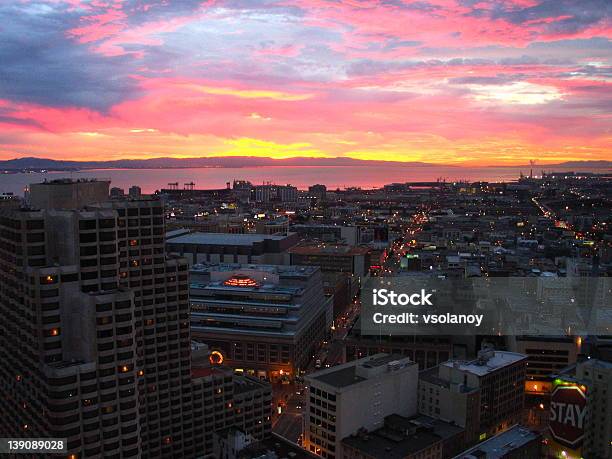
[271,295,361,445]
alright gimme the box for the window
[26,220,44,230]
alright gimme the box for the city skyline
[1,0,611,166]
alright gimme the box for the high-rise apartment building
[0,179,271,458]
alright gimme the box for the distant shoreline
[1,165,611,175]
[1,156,610,174]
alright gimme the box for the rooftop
[311,365,366,388]
[289,243,371,256]
[441,350,526,376]
[237,433,318,459]
[308,354,414,389]
[191,262,318,277]
[453,425,539,459]
[342,414,463,459]
[167,232,294,246]
[343,427,441,458]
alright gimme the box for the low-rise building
[342,414,464,459]
[167,231,299,265]
[287,244,371,277]
[305,354,418,459]
[453,425,541,458]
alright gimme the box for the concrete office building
[286,244,371,277]
[28,178,110,210]
[419,349,527,444]
[291,225,360,245]
[257,184,298,203]
[510,336,579,381]
[578,359,612,459]
[167,232,299,266]
[190,345,273,457]
[0,179,271,458]
[254,184,298,204]
[304,354,418,459]
[189,263,333,382]
[509,335,580,427]
[345,327,452,370]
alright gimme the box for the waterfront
[0,164,604,195]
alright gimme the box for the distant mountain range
[0,156,438,170]
[0,156,610,171]
[502,160,612,169]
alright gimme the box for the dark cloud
[488,0,611,35]
[347,57,499,76]
[124,0,207,25]
[0,2,139,112]
[383,39,423,50]
[554,64,612,80]
[449,75,525,85]
[0,115,45,130]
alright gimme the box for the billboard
[549,383,587,449]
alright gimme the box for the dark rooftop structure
[237,433,318,459]
[311,365,366,388]
[342,414,464,459]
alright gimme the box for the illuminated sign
[209,350,224,365]
[549,384,587,448]
[223,275,260,288]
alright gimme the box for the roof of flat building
[166,228,191,239]
[441,350,526,377]
[190,262,318,277]
[288,244,371,256]
[311,365,366,388]
[167,232,294,246]
[453,425,539,459]
[308,354,414,389]
[237,433,317,459]
[385,414,464,441]
[419,367,477,393]
[343,431,441,458]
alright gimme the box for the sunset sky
[0,0,610,165]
